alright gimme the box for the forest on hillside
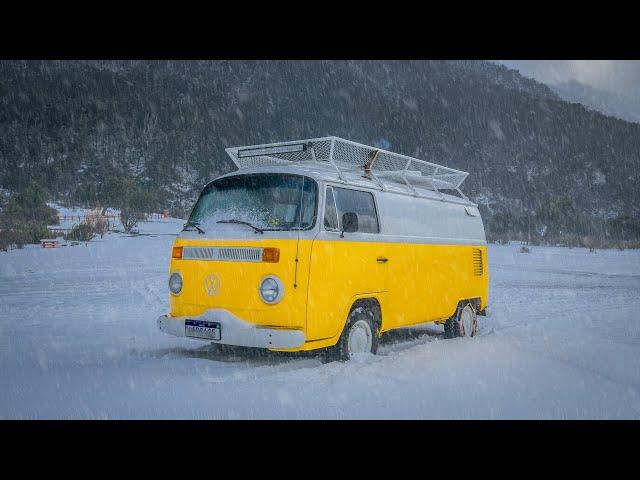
[1,60,639,247]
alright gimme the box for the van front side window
[188,174,317,231]
[332,187,379,233]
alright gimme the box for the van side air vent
[183,246,263,262]
[472,248,483,276]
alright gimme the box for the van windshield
[187,174,317,231]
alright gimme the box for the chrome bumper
[157,309,306,349]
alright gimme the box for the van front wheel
[324,306,379,362]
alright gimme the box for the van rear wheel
[444,302,477,339]
[324,305,379,362]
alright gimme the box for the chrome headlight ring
[259,275,284,304]
[169,271,183,295]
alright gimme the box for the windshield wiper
[182,220,205,234]
[216,219,264,234]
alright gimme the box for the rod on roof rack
[363,149,379,179]
[401,159,419,196]
[326,137,346,182]
[236,142,306,158]
[362,149,386,190]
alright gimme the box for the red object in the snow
[41,239,58,248]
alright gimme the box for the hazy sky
[495,60,640,98]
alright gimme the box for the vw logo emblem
[203,274,221,296]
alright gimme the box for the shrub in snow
[84,208,109,238]
[0,229,29,251]
[120,209,143,234]
[64,223,96,242]
[168,205,187,220]
[0,183,59,250]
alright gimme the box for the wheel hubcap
[348,319,373,355]
[459,306,475,337]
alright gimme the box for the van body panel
[374,187,486,243]
[170,237,313,331]
[306,233,388,341]
[276,291,389,352]
[383,242,488,329]
[306,239,487,339]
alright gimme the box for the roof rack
[225,136,470,201]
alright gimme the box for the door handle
[376,256,389,263]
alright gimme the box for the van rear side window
[332,187,379,234]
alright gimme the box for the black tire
[324,304,380,362]
[443,302,477,339]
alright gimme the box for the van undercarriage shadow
[147,342,318,364]
[147,325,444,364]
[380,325,443,345]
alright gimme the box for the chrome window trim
[323,185,340,232]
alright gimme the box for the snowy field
[1,219,640,419]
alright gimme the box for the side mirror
[341,212,358,237]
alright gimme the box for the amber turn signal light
[172,246,183,259]
[261,247,280,263]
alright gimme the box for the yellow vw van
[157,137,488,360]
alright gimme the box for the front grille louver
[182,246,263,262]
[472,248,483,276]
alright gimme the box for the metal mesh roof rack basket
[225,136,470,200]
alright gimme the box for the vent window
[472,248,483,276]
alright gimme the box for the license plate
[185,319,221,340]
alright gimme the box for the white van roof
[222,136,476,207]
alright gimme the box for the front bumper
[157,309,306,349]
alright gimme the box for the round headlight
[169,272,183,295]
[259,276,283,304]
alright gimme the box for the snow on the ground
[1,220,639,419]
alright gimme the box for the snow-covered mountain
[1,60,639,232]
[551,79,640,124]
